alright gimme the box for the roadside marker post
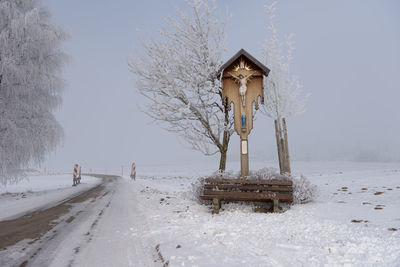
[130,162,136,180]
[73,164,79,186]
[78,166,81,184]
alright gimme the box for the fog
[43,0,400,173]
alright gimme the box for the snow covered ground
[0,174,101,221]
[2,161,400,266]
[107,160,399,266]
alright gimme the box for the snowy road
[59,177,156,267]
[0,175,150,267]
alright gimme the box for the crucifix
[219,49,270,177]
[227,71,256,107]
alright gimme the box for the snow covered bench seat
[200,178,293,214]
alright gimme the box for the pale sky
[43,0,400,173]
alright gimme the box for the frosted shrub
[292,175,318,204]
[251,169,317,204]
[212,169,239,179]
[250,167,290,181]
[190,177,205,204]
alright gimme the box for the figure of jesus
[228,71,256,107]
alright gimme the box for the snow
[2,161,400,266]
[118,161,400,266]
[0,174,101,221]
[69,177,156,267]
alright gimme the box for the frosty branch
[261,2,309,174]
[129,0,233,171]
[262,2,309,120]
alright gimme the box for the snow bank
[0,174,101,221]
[0,174,99,193]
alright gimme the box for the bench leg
[212,198,221,214]
[273,199,280,213]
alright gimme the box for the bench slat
[204,184,293,192]
[200,193,293,201]
[202,190,292,200]
[204,178,292,186]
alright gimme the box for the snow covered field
[123,161,400,266]
[0,174,101,221]
[1,161,399,266]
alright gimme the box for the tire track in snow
[66,189,115,267]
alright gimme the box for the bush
[292,175,318,204]
[190,176,205,204]
[249,167,290,181]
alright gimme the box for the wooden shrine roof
[218,48,270,77]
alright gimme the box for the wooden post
[282,118,291,174]
[275,119,283,174]
[280,138,287,173]
[212,198,220,214]
[240,138,249,178]
[273,199,279,213]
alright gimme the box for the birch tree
[261,2,309,174]
[129,0,233,171]
[0,0,68,184]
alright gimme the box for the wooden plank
[203,190,292,198]
[204,178,292,186]
[203,184,293,192]
[200,194,293,201]
[222,71,264,79]
[202,190,292,200]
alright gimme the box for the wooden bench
[199,178,293,214]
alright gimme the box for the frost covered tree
[261,2,309,174]
[0,0,68,184]
[129,0,233,171]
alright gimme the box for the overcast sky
[42,0,400,173]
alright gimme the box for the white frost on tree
[129,0,233,171]
[0,0,68,184]
[261,2,309,174]
[262,2,308,119]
